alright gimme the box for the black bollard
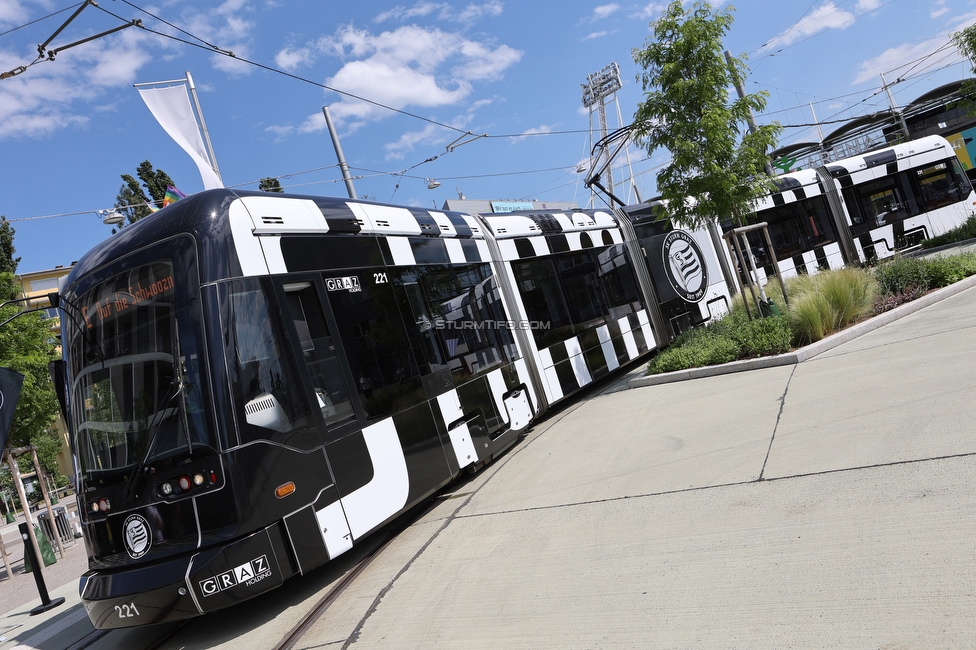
[19,522,65,615]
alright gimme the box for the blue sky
[1,0,974,273]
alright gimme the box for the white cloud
[272,23,520,135]
[855,0,882,11]
[375,1,503,25]
[592,4,621,21]
[274,46,311,70]
[509,124,553,144]
[0,21,164,140]
[455,41,521,80]
[634,3,668,20]
[375,2,447,23]
[179,1,256,75]
[765,2,856,49]
[852,34,956,85]
[457,1,504,24]
[0,0,30,27]
[384,123,444,159]
[584,30,610,41]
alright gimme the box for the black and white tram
[730,134,976,281]
[55,189,730,628]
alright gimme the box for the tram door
[276,278,371,566]
[279,280,358,433]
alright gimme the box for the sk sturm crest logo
[123,514,152,559]
[662,230,708,303]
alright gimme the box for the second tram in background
[729,134,976,280]
[56,188,730,629]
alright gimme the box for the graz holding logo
[198,555,273,597]
[662,230,708,303]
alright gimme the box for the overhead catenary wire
[3,0,970,222]
[0,2,84,38]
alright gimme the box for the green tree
[0,218,19,276]
[0,272,61,476]
[631,1,780,227]
[0,224,61,481]
[259,177,284,193]
[114,161,177,226]
[952,26,976,114]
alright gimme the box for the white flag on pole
[136,83,223,190]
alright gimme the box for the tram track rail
[272,531,394,650]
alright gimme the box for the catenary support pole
[323,106,358,200]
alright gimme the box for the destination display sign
[81,274,175,329]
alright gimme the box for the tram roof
[477,208,620,239]
[64,189,483,289]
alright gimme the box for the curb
[628,273,976,388]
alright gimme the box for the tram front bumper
[81,528,287,629]
[80,553,200,629]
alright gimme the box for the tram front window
[68,260,213,485]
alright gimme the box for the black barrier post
[18,522,65,615]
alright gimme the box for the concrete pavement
[2,278,975,649]
[299,279,976,649]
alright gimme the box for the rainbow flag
[145,201,160,213]
[163,186,186,207]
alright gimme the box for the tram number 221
[115,602,141,619]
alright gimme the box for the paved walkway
[2,277,974,649]
[296,277,976,649]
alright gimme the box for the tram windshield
[67,259,213,485]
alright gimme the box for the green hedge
[920,215,976,249]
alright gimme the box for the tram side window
[220,280,318,449]
[325,269,424,421]
[394,264,517,386]
[595,244,643,321]
[852,177,906,227]
[512,246,643,349]
[282,282,356,428]
[511,257,574,349]
[557,252,604,329]
[755,196,836,260]
[913,160,970,212]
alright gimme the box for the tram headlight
[160,482,173,496]
[193,473,204,487]
[178,475,192,492]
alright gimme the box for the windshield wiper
[120,378,183,503]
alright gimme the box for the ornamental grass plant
[787,267,877,345]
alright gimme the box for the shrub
[647,331,738,374]
[730,314,793,357]
[920,215,976,249]
[872,284,926,314]
[873,256,931,294]
[873,252,976,297]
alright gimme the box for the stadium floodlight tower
[580,62,639,206]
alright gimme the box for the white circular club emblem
[123,514,152,559]
[662,230,708,303]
